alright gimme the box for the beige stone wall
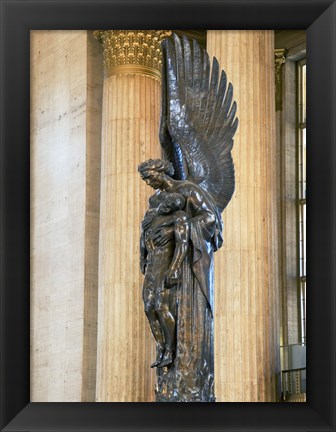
[82,32,104,401]
[30,30,103,401]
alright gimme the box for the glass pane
[302,64,306,124]
[300,279,306,344]
[303,204,306,275]
[299,128,306,201]
[302,128,306,200]
[299,204,306,277]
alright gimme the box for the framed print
[1,0,335,430]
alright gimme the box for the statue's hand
[140,259,147,275]
[142,210,156,231]
[152,226,174,247]
[165,268,179,287]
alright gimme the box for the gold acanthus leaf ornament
[93,30,172,80]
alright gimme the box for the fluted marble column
[94,30,170,401]
[207,31,281,401]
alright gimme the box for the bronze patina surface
[139,34,238,402]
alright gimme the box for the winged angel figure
[139,34,238,402]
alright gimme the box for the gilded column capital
[274,48,288,111]
[93,30,171,80]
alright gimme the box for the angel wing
[159,33,238,213]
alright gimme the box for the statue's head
[138,159,174,189]
[157,192,185,215]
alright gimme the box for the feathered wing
[159,33,238,213]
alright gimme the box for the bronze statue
[139,34,238,402]
[140,188,189,368]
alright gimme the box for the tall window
[297,59,306,344]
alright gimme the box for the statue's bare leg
[144,309,165,367]
[156,215,187,367]
[143,279,164,367]
[156,289,176,367]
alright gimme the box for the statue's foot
[157,349,174,368]
[151,347,164,368]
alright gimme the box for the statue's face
[143,171,163,189]
[157,202,172,215]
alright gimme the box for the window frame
[297,58,306,345]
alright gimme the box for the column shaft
[207,30,281,402]
[96,73,161,401]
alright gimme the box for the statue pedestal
[155,254,215,402]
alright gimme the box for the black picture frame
[1,0,335,431]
